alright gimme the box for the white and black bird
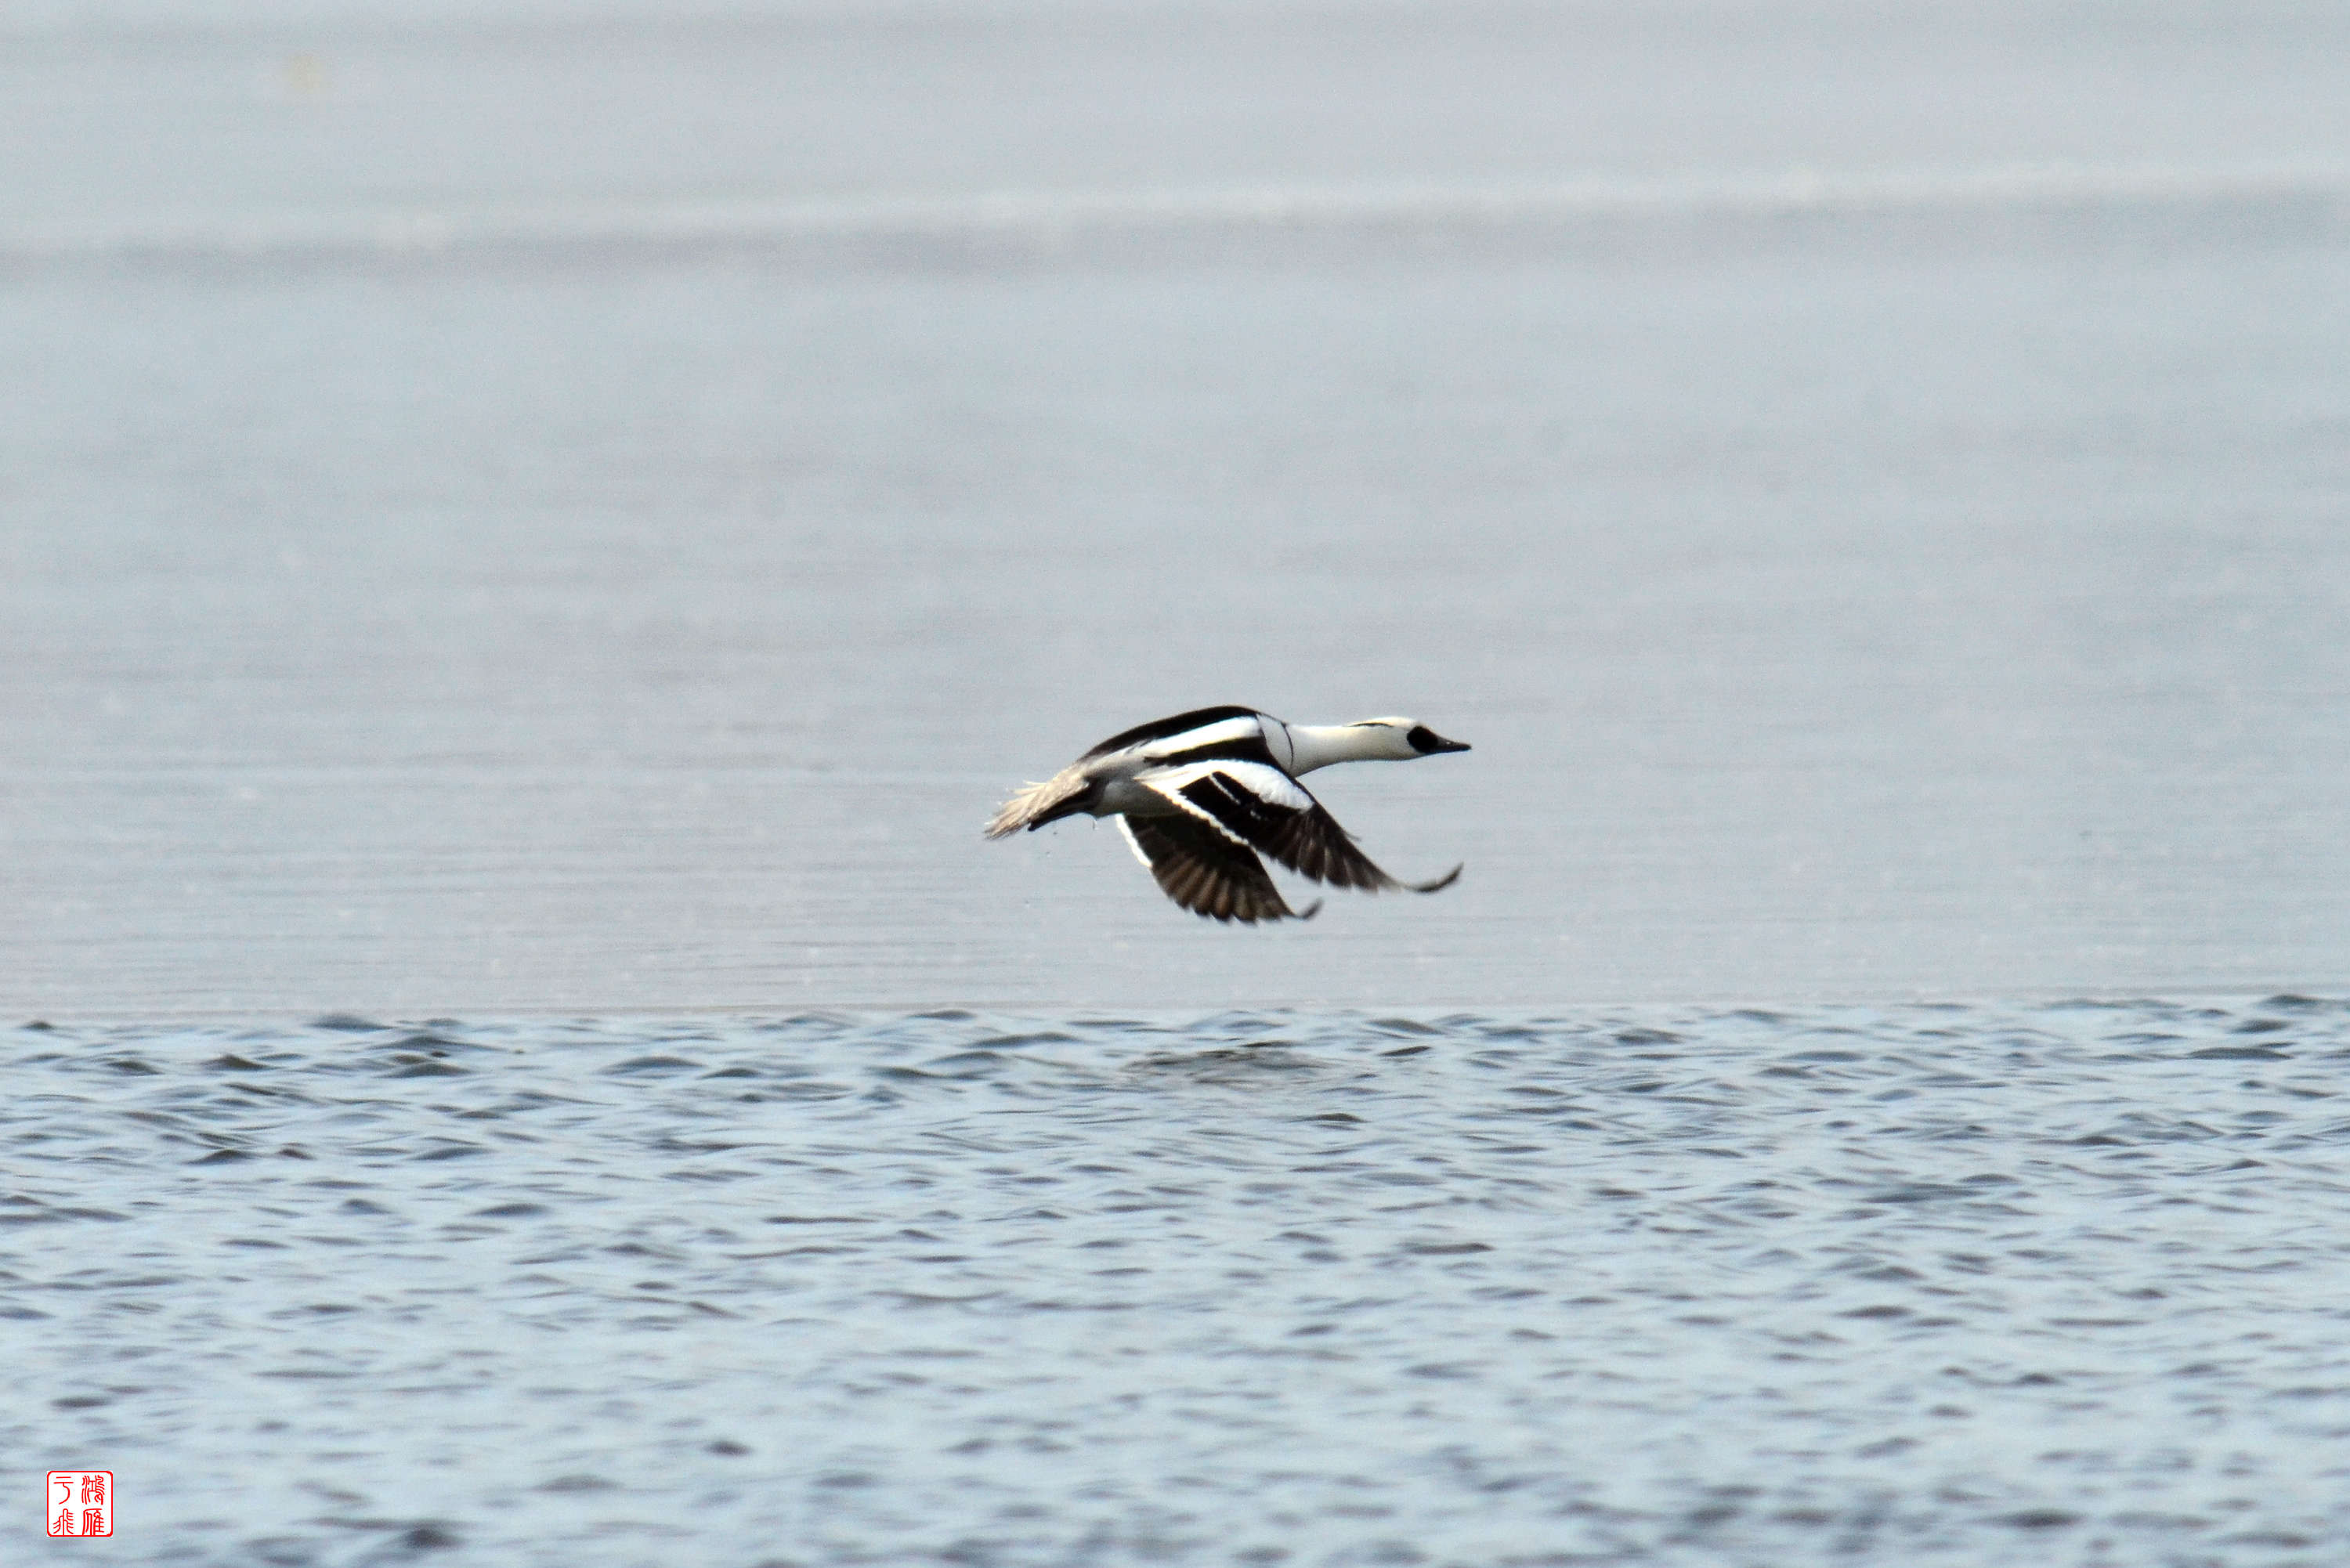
[985,706,1471,923]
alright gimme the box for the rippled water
[11,1000,2350,1566]
[9,9,2350,1558]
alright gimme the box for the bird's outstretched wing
[1118,815,1321,924]
[1135,761,1462,894]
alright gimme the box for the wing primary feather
[1136,763,1465,898]
[1120,814,1311,923]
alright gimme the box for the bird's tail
[984,771,1091,839]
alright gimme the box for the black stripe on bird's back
[1152,734,1279,770]
[1081,706,1262,761]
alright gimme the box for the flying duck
[985,706,1471,923]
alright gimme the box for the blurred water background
[8,3,2350,1565]
[6,0,2348,1013]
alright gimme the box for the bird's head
[1345,717,1473,761]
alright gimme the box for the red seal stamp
[46,1472,113,1537]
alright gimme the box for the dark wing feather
[1119,815,1319,924]
[1260,798,1404,891]
[1263,804,1462,892]
[1152,764,1462,895]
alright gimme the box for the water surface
[6,1,2350,1013]
[10,1001,2350,1565]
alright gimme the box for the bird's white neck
[1281,722,1404,775]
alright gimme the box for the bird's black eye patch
[1406,725,1440,753]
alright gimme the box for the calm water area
[5,1,2350,1562]
[7,0,2350,1013]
